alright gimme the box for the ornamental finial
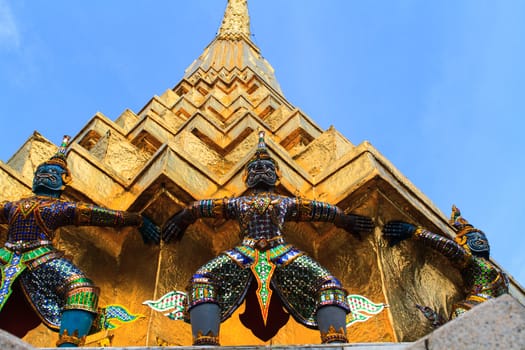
[218,0,251,40]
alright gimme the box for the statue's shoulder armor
[34,197,76,214]
[13,196,53,215]
[271,194,293,208]
[0,200,12,222]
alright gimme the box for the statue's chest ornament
[252,196,271,214]
[246,195,280,216]
[239,195,281,230]
[19,199,40,218]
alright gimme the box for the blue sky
[1,1,524,287]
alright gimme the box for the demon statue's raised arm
[162,131,374,345]
[382,205,508,326]
[0,136,160,347]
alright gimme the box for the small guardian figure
[162,131,374,345]
[0,136,160,347]
[382,205,508,326]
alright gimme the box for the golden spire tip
[218,0,251,39]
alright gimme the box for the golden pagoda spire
[184,0,282,93]
[218,0,251,40]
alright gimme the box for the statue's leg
[187,264,222,346]
[190,302,221,346]
[32,257,100,348]
[187,253,251,346]
[272,253,350,343]
[316,305,348,343]
[18,257,100,347]
[56,277,99,347]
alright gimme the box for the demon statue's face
[245,159,278,188]
[464,230,490,259]
[32,164,68,196]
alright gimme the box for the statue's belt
[228,241,302,269]
[0,243,62,268]
[241,236,285,251]
[4,240,53,253]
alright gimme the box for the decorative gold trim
[320,325,348,344]
[413,226,425,239]
[454,234,468,246]
[56,329,86,347]
[193,330,220,346]
[466,295,488,303]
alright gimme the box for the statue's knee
[188,272,219,308]
[63,278,100,314]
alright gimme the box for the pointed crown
[449,205,483,245]
[247,131,278,167]
[39,135,72,182]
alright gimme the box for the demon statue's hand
[162,209,195,243]
[382,221,416,247]
[335,213,374,240]
[139,214,161,244]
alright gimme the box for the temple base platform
[1,294,523,350]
